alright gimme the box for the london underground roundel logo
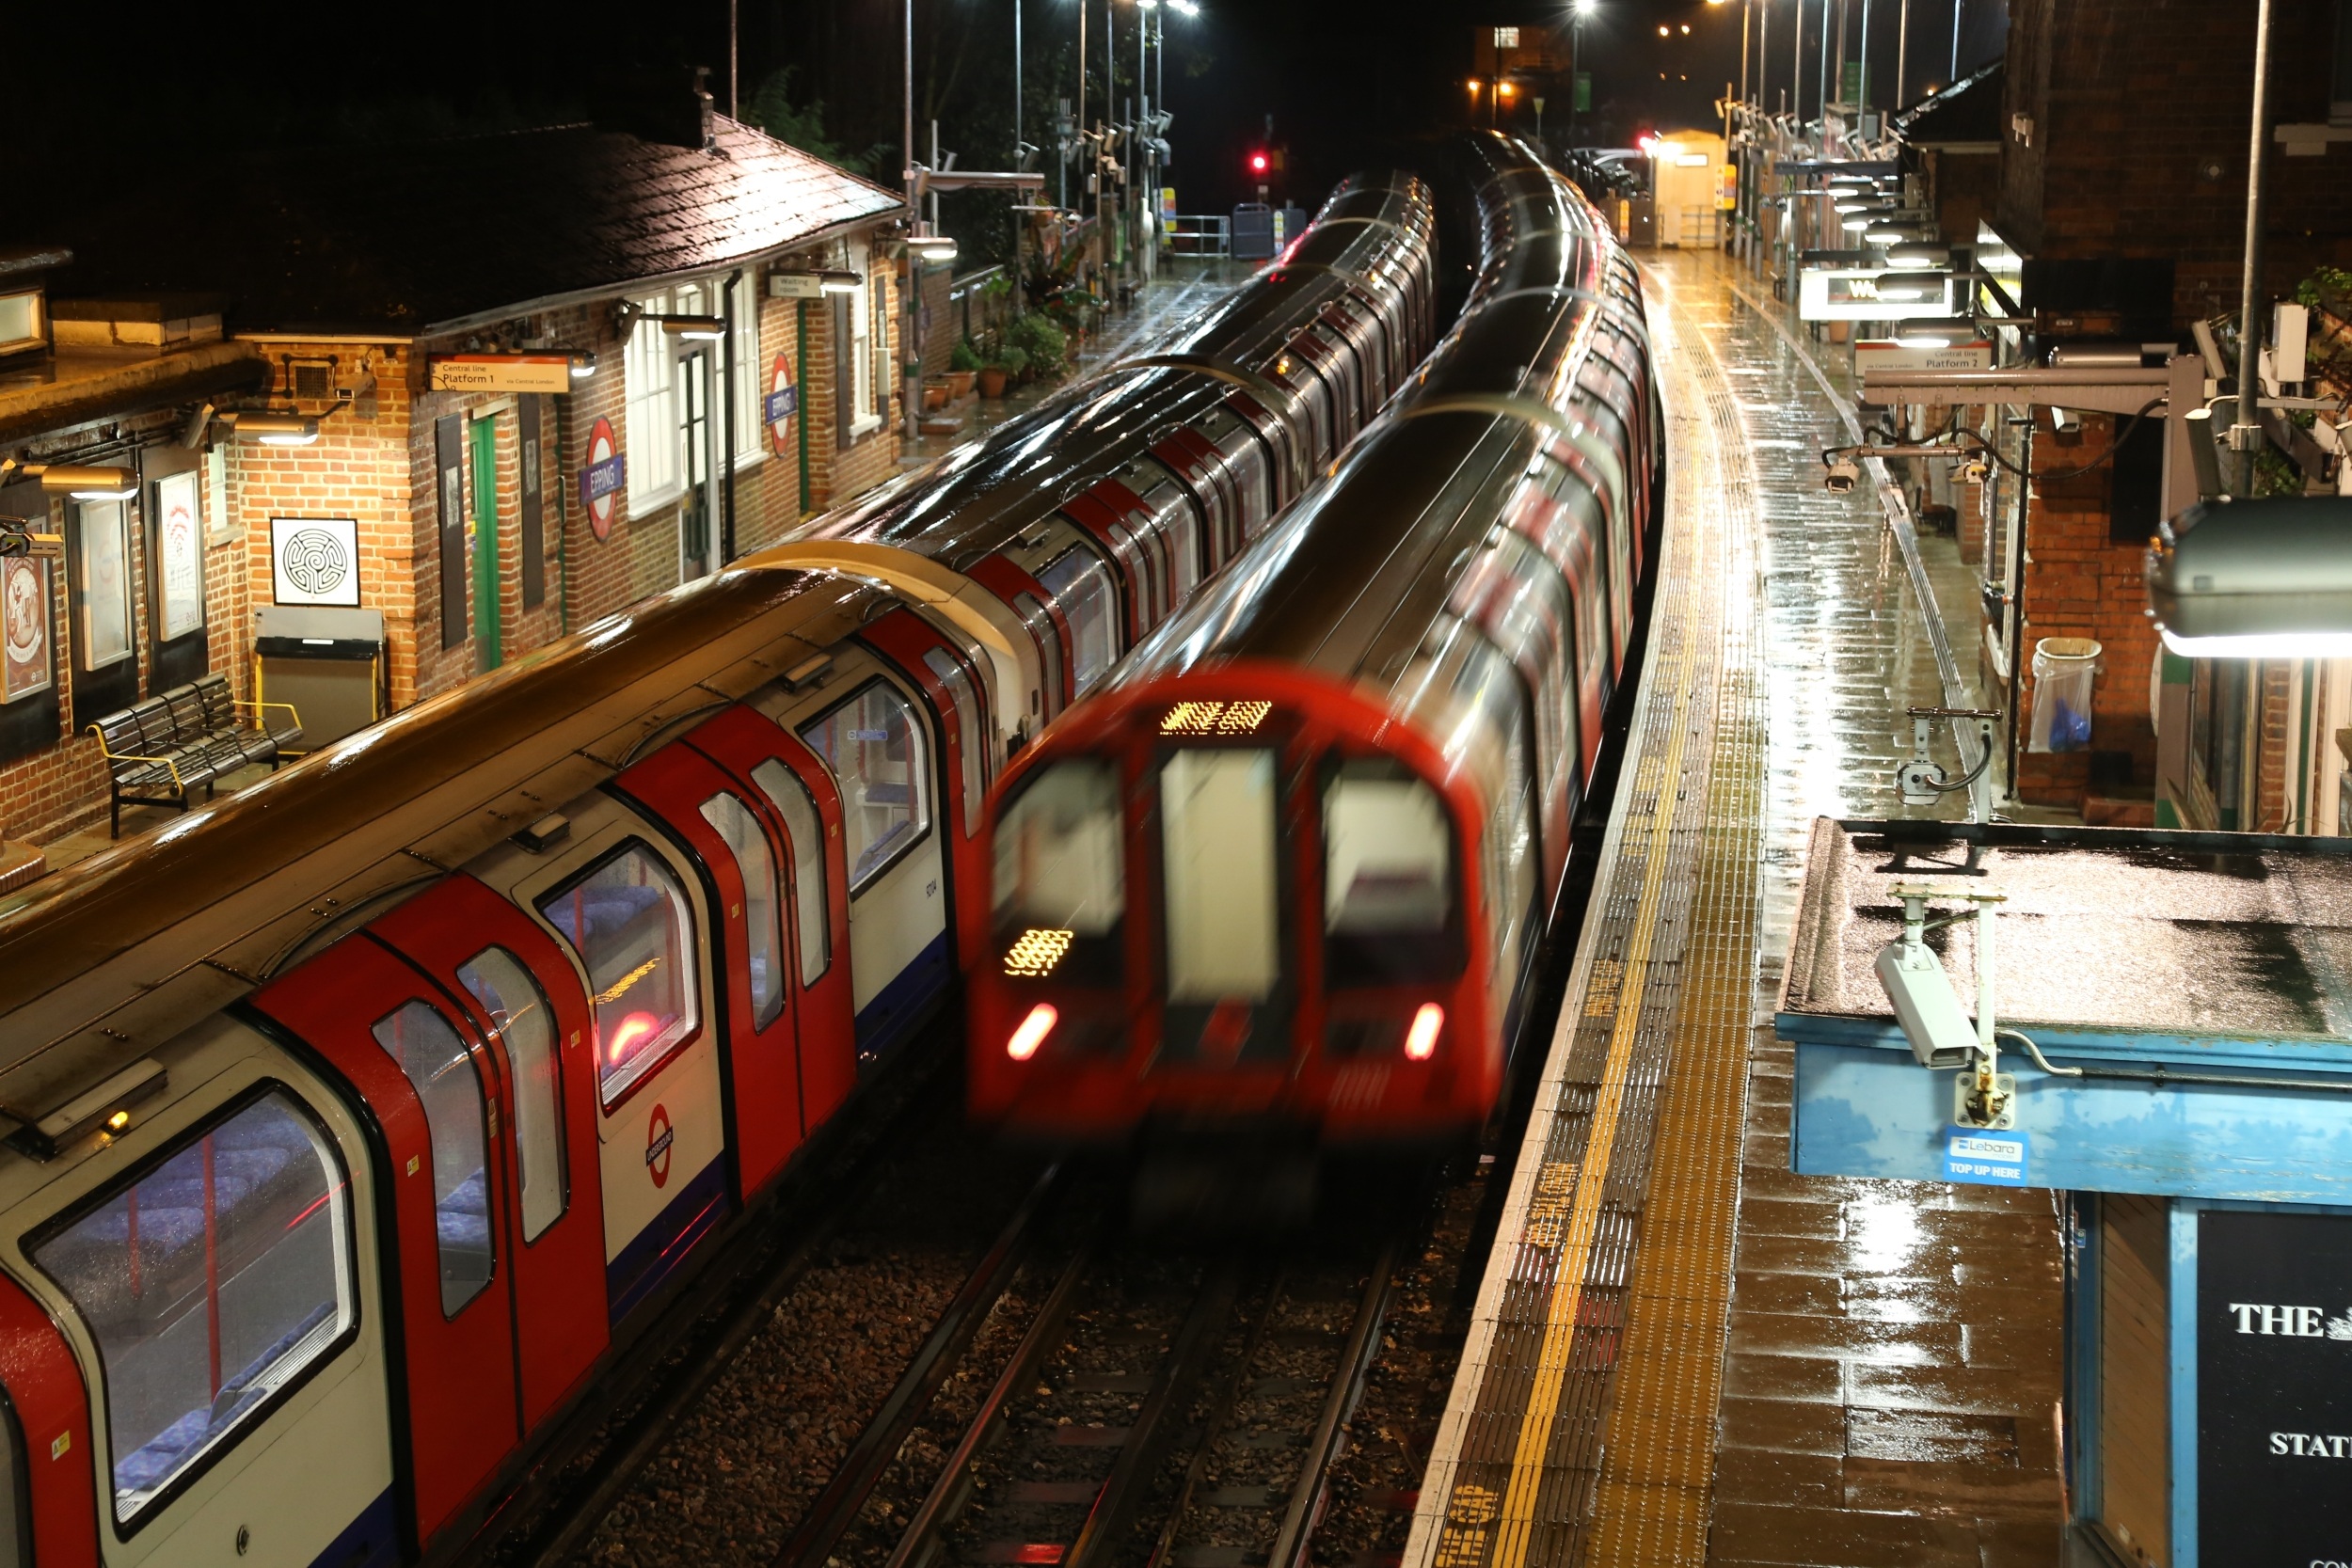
[582,417,622,543]
[768,354,798,456]
[645,1103,674,1189]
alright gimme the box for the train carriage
[0,171,1443,1568]
[972,136,1663,1152]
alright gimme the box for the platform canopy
[1779,817,2352,1203]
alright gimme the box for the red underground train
[971,135,1665,1154]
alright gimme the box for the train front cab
[972,666,1538,1150]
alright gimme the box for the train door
[252,940,521,1543]
[754,652,950,1066]
[365,876,610,1430]
[858,609,993,971]
[682,705,860,1132]
[0,1273,97,1566]
[611,739,808,1197]
[965,555,1072,722]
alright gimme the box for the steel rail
[770,1162,1064,1568]
[1267,1243,1403,1568]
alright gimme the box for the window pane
[1160,750,1280,1002]
[798,681,929,893]
[371,1003,494,1316]
[994,761,1123,933]
[752,759,831,984]
[31,1091,354,1525]
[922,648,988,834]
[1038,546,1120,697]
[1325,770,1451,933]
[456,948,566,1243]
[538,845,702,1106]
[76,499,132,670]
[699,793,787,1030]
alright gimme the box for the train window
[1036,546,1120,697]
[1159,749,1281,1003]
[1322,761,1461,986]
[699,793,787,1030]
[31,1089,355,1528]
[751,759,831,984]
[1011,592,1067,717]
[372,1002,497,1316]
[993,759,1124,984]
[0,1390,24,1568]
[921,648,988,834]
[456,948,568,1243]
[539,844,703,1108]
[799,679,930,893]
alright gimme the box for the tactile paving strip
[1400,264,1767,1568]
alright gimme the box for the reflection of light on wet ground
[1844,1188,1928,1275]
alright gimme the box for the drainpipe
[723,266,742,562]
[2231,0,2277,497]
[797,300,813,515]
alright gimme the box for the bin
[2029,637,2103,752]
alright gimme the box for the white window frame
[729,275,767,467]
[624,290,681,518]
[847,240,882,437]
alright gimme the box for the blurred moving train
[973,135,1664,1154]
[0,172,1436,1568]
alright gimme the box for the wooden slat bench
[87,674,302,837]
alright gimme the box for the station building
[0,104,906,847]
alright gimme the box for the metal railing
[949,265,1014,349]
[1164,214,1232,258]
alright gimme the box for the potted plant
[947,338,981,399]
[981,344,1029,397]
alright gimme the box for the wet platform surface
[1404,250,2065,1568]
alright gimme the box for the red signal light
[1248,151,1269,175]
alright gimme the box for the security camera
[1824,457,1862,494]
[1874,930,1975,1069]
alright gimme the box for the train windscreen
[1322,761,1461,986]
[993,759,1124,985]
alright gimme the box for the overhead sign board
[1856,339,1995,375]
[1798,267,1957,322]
[769,272,828,300]
[427,355,573,393]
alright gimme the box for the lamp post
[2233,0,2277,497]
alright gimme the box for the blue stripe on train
[307,1485,397,1568]
[853,930,951,1069]
[605,1157,730,1324]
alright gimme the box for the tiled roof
[0,119,903,338]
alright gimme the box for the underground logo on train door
[645,1104,674,1189]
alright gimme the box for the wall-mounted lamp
[220,411,322,446]
[2147,498,2352,657]
[0,458,139,497]
[656,315,727,341]
[568,350,600,379]
[907,233,961,264]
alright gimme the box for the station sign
[427,354,573,393]
[766,355,799,455]
[580,417,624,542]
[1855,339,1994,374]
[768,271,828,300]
[1797,267,1957,322]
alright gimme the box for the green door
[470,415,501,672]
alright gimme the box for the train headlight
[1405,1003,1444,1061]
[1008,1003,1059,1061]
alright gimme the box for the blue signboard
[1944,1129,2028,1186]
[764,385,800,425]
[580,451,626,507]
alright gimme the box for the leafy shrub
[950,338,983,372]
[1009,312,1069,376]
[992,344,1032,378]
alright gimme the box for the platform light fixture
[658,315,727,341]
[221,411,322,446]
[906,232,960,263]
[568,351,599,380]
[2146,498,2352,657]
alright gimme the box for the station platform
[1402,252,2065,1568]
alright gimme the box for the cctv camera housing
[1873,941,1977,1069]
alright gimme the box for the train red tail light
[1008,1003,1059,1061]
[1405,1003,1444,1061]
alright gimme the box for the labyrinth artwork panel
[271,516,362,607]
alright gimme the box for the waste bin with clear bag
[2029,637,2103,752]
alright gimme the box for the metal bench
[86,675,302,837]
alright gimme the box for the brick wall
[2000,0,2352,327]
[2010,414,2163,813]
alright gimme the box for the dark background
[4,0,2004,257]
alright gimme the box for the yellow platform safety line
[1483,618,1703,1568]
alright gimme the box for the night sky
[7,0,2005,241]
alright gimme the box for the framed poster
[73,499,134,671]
[154,469,204,640]
[271,516,361,607]
[2,557,52,701]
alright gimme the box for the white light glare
[2157,626,2352,659]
